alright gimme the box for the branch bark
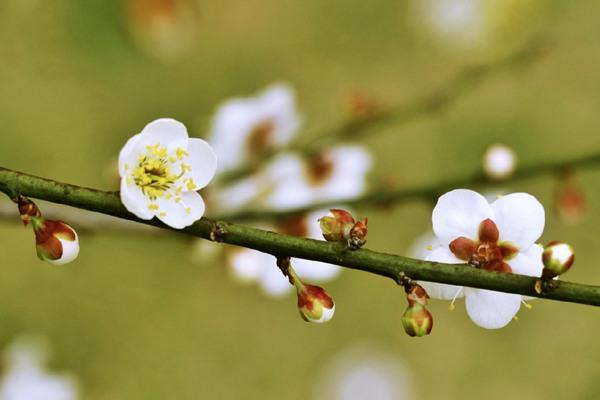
[1,166,599,307]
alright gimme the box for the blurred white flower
[228,210,342,297]
[208,83,301,173]
[414,0,537,51]
[482,144,516,180]
[118,118,217,229]
[265,146,373,210]
[0,336,79,400]
[313,344,412,400]
[423,189,545,329]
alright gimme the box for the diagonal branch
[217,151,600,222]
[1,166,598,307]
[218,37,550,184]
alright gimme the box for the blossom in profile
[0,336,79,400]
[228,210,342,297]
[265,145,372,210]
[482,144,517,180]
[208,83,301,173]
[422,189,545,329]
[18,196,79,266]
[118,118,217,229]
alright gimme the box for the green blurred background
[1,0,600,399]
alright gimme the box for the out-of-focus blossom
[422,189,545,329]
[313,344,413,400]
[265,146,372,210]
[414,0,537,51]
[118,118,217,229]
[555,170,586,225]
[208,84,301,173]
[0,336,79,400]
[482,144,517,180]
[228,210,342,297]
[125,0,200,60]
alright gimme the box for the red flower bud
[319,209,368,249]
[542,241,574,279]
[401,303,433,337]
[297,284,335,324]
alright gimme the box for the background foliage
[0,1,599,399]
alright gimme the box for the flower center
[449,218,518,273]
[247,120,275,154]
[307,152,335,186]
[127,143,193,201]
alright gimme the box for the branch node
[209,221,227,242]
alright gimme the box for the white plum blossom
[265,146,373,210]
[228,210,342,297]
[208,83,301,173]
[0,337,79,400]
[422,189,545,329]
[483,144,517,180]
[118,118,217,229]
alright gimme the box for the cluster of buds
[542,241,575,279]
[17,195,79,265]
[319,209,368,249]
[278,257,335,323]
[398,274,433,337]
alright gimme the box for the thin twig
[1,166,598,307]
[217,37,550,184]
[215,151,600,222]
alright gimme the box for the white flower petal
[464,288,521,329]
[156,191,205,229]
[138,118,189,151]
[46,237,79,266]
[508,243,544,277]
[120,180,153,220]
[212,176,267,211]
[259,265,293,298]
[432,189,493,242]
[293,258,342,281]
[185,138,217,189]
[491,193,545,249]
[118,133,142,177]
[407,231,445,260]
[228,248,266,283]
[421,246,465,300]
[316,146,372,201]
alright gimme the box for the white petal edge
[48,237,80,265]
[138,118,189,151]
[432,189,493,242]
[491,193,545,249]
[464,288,521,329]
[120,179,153,220]
[185,138,218,189]
[422,247,465,300]
[156,191,205,229]
[118,133,142,177]
[508,243,544,277]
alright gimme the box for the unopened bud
[555,171,585,225]
[297,283,335,324]
[17,196,79,265]
[542,241,574,279]
[348,217,368,249]
[319,209,354,242]
[401,303,433,337]
[482,144,516,180]
[319,209,368,249]
[17,195,41,226]
[406,283,429,306]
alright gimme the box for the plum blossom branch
[1,166,599,307]
[217,37,550,184]
[217,151,600,222]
